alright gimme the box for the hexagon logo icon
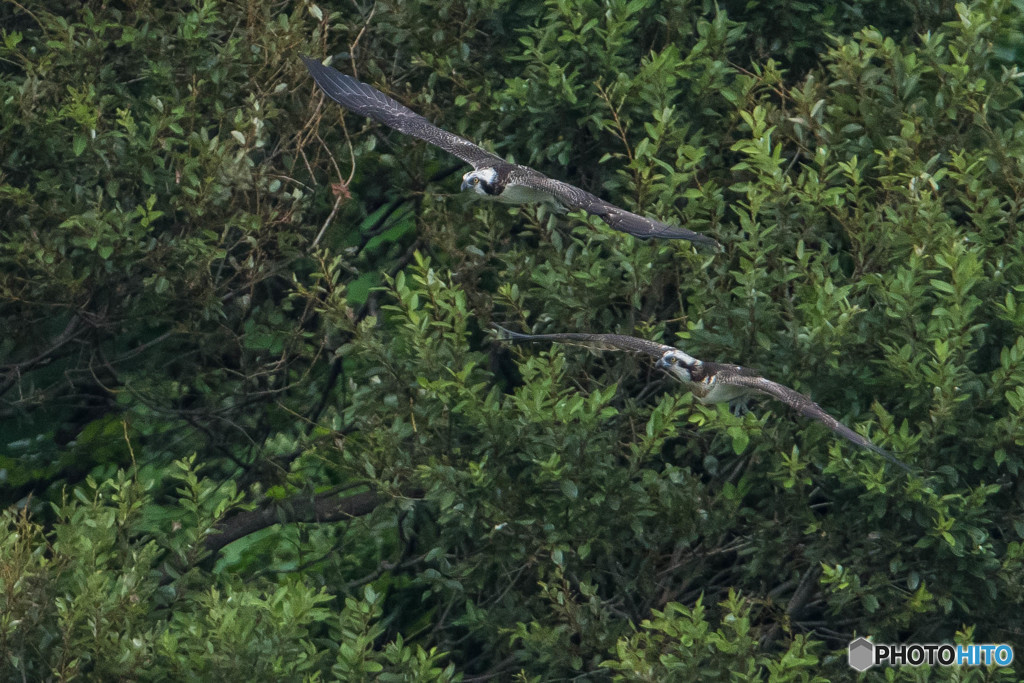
[848,637,875,671]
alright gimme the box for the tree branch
[204,489,383,554]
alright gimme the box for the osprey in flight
[493,324,910,471]
[301,57,718,246]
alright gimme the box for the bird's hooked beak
[460,177,472,192]
[656,352,695,382]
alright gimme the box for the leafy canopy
[2,0,1023,680]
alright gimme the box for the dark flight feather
[302,56,504,168]
[711,370,911,471]
[514,175,720,244]
[492,324,674,358]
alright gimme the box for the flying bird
[301,57,718,246]
[493,324,910,471]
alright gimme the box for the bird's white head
[461,168,497,196]
[655,350,701,382]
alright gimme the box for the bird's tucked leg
[728,397,751,416]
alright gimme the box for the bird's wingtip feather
[857,439,914,473]
[491,323,517,338]
[492,323,536,343]
[300,55,326,70]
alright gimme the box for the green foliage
[0,466,453,681]
[601,592,828,681]
[3,0,1024,679]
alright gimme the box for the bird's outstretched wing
[507,171,719,245]
[302,56,504,169]
[715,370,911,471]
[303,58,717,246]
[492,324,674,359]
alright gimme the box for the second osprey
[493,325,911,472]
[302,57,718,247]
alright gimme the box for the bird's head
[461,168,498,196]
[655,350,701,382]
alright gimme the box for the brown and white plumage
[302,57,718,246]
[494,324,910,471]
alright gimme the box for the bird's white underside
[692,379,749,404]
[659,351,750,405]
[492,184,563,207]
[462,169,566,209]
